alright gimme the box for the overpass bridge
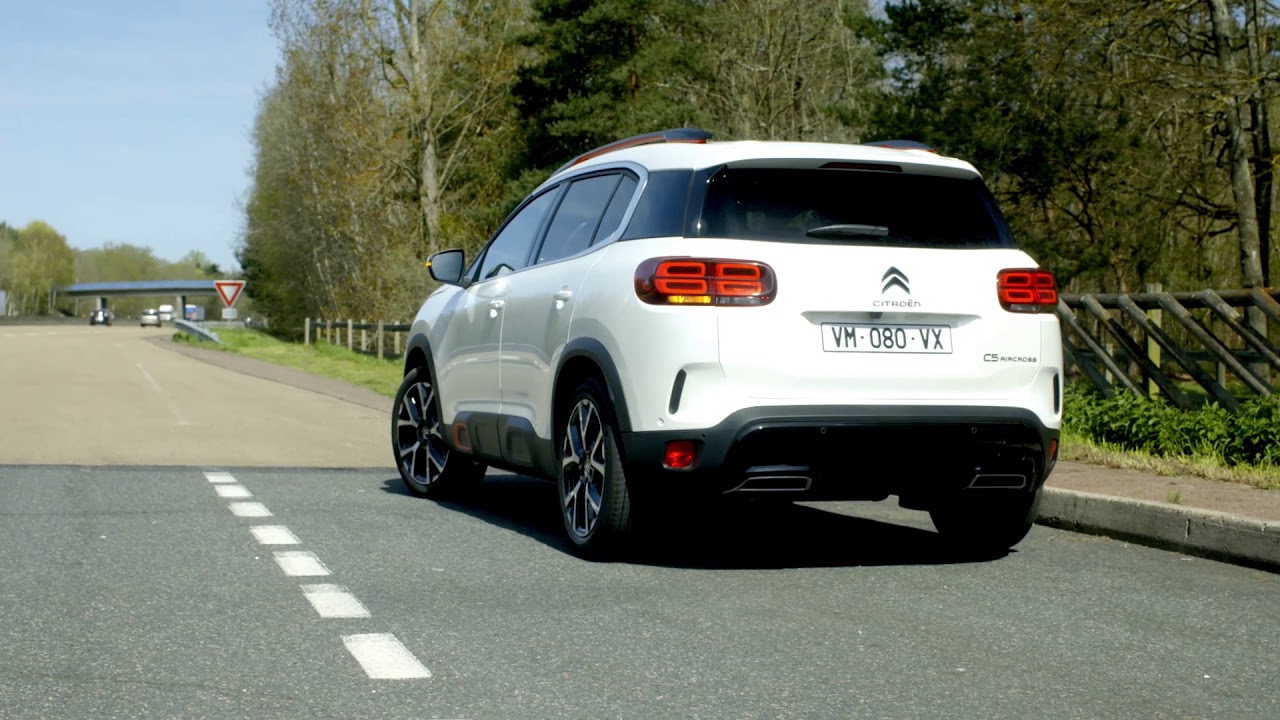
[56,280,224,316]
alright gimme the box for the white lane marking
[273,551,330,577]
[229,501,273,517]
[204,472,236,483]
[342,634,431,679]
[215,485,252,499]
[250,525,300,545]
[301,584,371,618]
[136,362,191,426]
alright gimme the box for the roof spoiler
[553,127,714,176]
[861,139,938,153]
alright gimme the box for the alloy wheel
[561,398,607,539]
[396,378,448,487]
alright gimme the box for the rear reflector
[664,440,696,469]
[636,258,775,306]
[997,269,1057,313]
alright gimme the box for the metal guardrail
[174,319,222,344]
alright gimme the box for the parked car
[392,129,1063,557]
[89,309,113,326]
[139,309,161,327]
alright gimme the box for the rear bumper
[620,405,1058,503]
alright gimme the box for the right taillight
[635,257,776,306]
[997,269,1057,313]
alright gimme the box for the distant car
[158,304,174,322]
[140,309,161,327]
[89,309,113,326]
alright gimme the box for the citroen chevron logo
[881,267,910,294]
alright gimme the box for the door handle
[488,299,505,309]
[553,289,574,302]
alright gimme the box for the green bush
[1064,385,1280,467]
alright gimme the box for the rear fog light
[664,440,697,469]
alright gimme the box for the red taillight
[636,258,775,306]
[664,440,696,469]
[997,269,1057,313]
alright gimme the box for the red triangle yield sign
[214,280,246,308]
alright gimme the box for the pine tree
[511,0,710,176]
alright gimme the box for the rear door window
[593,174,639,243]
[695,168,1014,248]
[535,174,621,265]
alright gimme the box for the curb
[1038,487,1280,572]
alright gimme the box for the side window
[620,169,693,240]
[593,174,639,243]
[477,190,558,281]
[535,174,620,265]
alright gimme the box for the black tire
[556,375,633,558]
[391,365,484,499]
[929,489,1041,555]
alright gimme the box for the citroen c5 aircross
[393,129,1063,557]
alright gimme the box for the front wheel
[557,376,634,558]
[929,490,1041,556]
[391,366,484,498]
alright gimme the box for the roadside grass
[175,328,1280,491]
[1060,429,1280,491]
[173,328,402,398]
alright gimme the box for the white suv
[393,129,1063,557]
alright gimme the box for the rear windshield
[694,168,1014,248]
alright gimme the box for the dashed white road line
[250,525,300,545]
[136,362,191,426]
[215,484,253,499]
[273,550,331,577]
[229,501,273,517]
[204,471,237,483]
[302,584,372,618]
[342,634,431,679]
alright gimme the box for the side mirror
[428,249,466,285]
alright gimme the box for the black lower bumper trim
[620,405,1058,502]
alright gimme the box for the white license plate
[822,323,952,353]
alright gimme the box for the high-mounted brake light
[636,258,776,306]
[997,269,1057,313]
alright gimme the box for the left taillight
[997,269,1057,313]
[635,258,776,306]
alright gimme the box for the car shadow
[380,473,1010,570]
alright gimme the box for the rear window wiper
[804,224,890,239]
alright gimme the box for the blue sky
[0,0,279,273]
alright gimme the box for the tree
[511,0,710,176]
[701,0,880,142]
[0,221,74,316]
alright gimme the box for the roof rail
[553,127,714,176]
[861,139,938,153]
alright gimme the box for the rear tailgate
[710,242,1047,402]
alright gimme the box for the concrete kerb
[1038,487,1280,572]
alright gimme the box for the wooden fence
[1058,287,1280,410]
[305,318,410,360]
[307,286,1280,411]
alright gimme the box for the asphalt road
[0,325,386,466]
[1,326,1278,718]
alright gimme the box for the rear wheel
[392,366,484,498]
[557,376,633,558]
[929,490,1041,555]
